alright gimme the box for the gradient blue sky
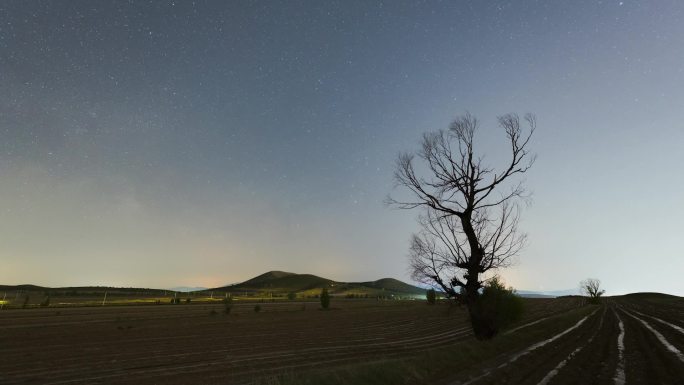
[1,1,682,295]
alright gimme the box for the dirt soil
[1,300,468,384]
[448,295,684,385]
[0,297,634,385]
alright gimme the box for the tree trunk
[461,213,498,340]
[467,304,497,340]
[463,265,497,339]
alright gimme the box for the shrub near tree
[426,289,436,305]
[472,277,524,335]
[320,288,330,310]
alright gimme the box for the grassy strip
[259,305,599,385]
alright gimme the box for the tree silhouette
[426,288,436,305]
[320,288,330,310]
[580,278,605,304]
[388,112,535,339]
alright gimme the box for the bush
[223,295,233,314]
[254,304,261,313]
[40,296,50,307]
[471,277,524,338]
[185,298,191,304]
[320,288,330,310]
[287,292,296,300]
[22,295,30,309]
[426,289,436,305]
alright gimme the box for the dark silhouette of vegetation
[287,292,297,300]
[426,289,436,305]
[580,278,605,304]
[471,277,524,337]
[224,295,233,314]
[320,288,330,310]
[388,112,535,340]
[185,298,191,304]
[22,295,29,308]
[254,304,261,313]
[40,295,50,307]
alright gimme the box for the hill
[0,285,170,296]
[360,278,427,295]
[239,270,297,286]
[0,272,429,300]
[619,292,681,299]
[0,284,47,292]
[214,271,426,298]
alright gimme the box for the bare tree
[388,112,535,339]
[580,278,605,301]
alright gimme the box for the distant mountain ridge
[516,289,580,298]
[169,286,208,293]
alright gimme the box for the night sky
[1,1,683,295]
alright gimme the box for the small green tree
[320,288,330,310]
[40,295,50,307]
[426,289,436,305]
[23,295,30,309]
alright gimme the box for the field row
[443,295,684,385]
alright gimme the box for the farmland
[432,294,684,385]
[0,294,682,384]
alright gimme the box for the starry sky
[1,1,683,295]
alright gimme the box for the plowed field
[448,294,684,385]
[0,298,581,384]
